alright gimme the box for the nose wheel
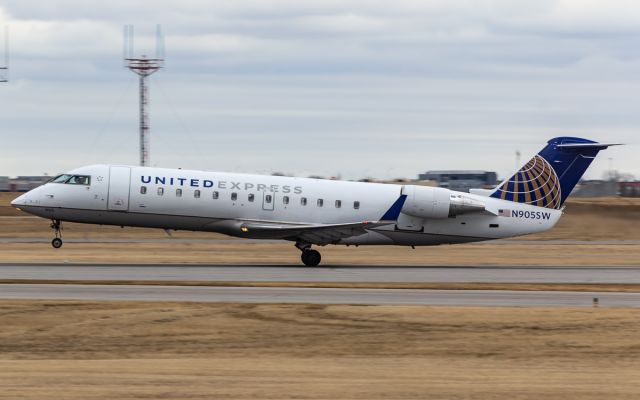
[50,219,63,249]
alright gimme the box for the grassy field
[1,301,640,399]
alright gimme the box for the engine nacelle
[401,185,485,219]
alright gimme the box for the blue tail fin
[490,137,619,209]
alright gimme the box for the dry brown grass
[1,301,640,399]
[531,197,640,241]
[0,242,638,265]
[0,192,23,217]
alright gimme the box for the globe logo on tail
[493,155,562,209]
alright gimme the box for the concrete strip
[0,284,637,307]
[1,263,640,283]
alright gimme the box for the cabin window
[301,197,307,206]
[283,196,290,205]
[157,187,164,196]
[212,191,219,200]
[489,223,499,228]
[140,186,147,194]
[265,194,273,203]
[354,201,360,209]
[317,199,324,207]
[231,192,237,201]
[335,200,342,208]
[194,190,201,199]
[248,193,255,202]
[176,188,182,197]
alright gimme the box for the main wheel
[51,238,63,249]
[301,249,321,267]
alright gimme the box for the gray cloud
[0,0,638,180]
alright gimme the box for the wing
[238,194,408,245]
[239,220,393,245]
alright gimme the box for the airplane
[11,136,618,266]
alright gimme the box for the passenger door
[262,191,275,211]
[107,166,131,211]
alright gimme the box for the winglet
[380,194,407,221]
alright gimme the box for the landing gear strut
[296,241,321,267]
[50,219,63,249]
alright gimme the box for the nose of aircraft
[10,193,27,208]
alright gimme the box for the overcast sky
[0,0,638,180]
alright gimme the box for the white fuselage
[12,164,562,246]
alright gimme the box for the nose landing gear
[50,219,63,249]
[296,241,322,267]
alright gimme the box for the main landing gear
[296,241,321,267]
[301,250,321,267]
[50,219,63,249]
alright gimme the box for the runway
[2,263,639,307]
[1,263,640,283]
[1,284,638,307]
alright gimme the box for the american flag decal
[498,209,511,217]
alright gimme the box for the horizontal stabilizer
[556,143,622,150]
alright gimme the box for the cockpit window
[66,175,91,185]
[49,174,91,185]
[50,174,72,183]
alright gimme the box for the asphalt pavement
[1,263,639,283]
[0,284,636,307]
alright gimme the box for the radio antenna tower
[1,26,8,83]
[123,24,165,167]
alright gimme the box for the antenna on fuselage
[123,24,165,167]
